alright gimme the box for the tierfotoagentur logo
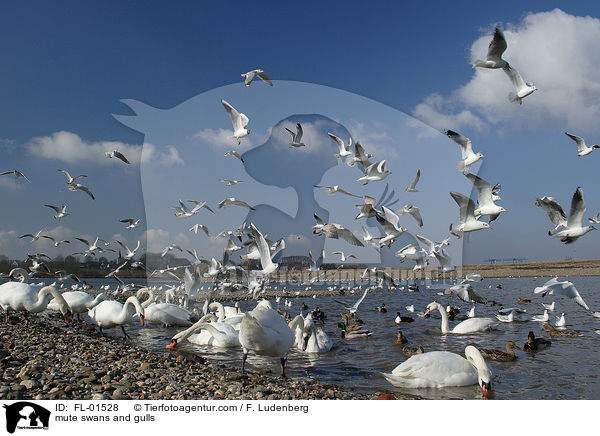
[3,402,50,433]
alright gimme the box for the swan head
[167,338,178,349]
[465,346,492,395]
[424,301,441,316]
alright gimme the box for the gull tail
[455,160,468,173]
[508,92,519,103]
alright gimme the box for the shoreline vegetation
[5,259,600,281]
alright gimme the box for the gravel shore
[0,312,374,401]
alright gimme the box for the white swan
[382,345,492,394]
[239,300,294,377]
[303,314,333,353]
[208,301,243,328]
[168,314,241,348]
[47,291,108,320]
[87,296,145,338]
[0,280,72,322]
[136,288,193,327]
[167,314,219,347]
[425,301,497,334]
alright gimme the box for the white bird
[238,300,295,377]
[115,240,140,260]
[224,150,244,163]
[120,218,141,229]
[358,160,391,184]
[406,305,415,312]
[88,296,145,337]
[19,229,46,242]
[303,315,333,353]
[465,273,483,282]
[307,249,324,272]
[172,199,215,217]
[221,99,250,144]
[220,179,245,186]
[473,27,509,69]
[449,192,491,237]
[565,132,599,157]
[0,170,30,183]
[531,309,549,322]
[468,306,475,318]
[334,287,369,314]
[286,123,306,147]
[161,244,183,258]
[382,345,492,394]
[218,197,255,210]
[105,150,130,164]
[332,251,357,263]
[552,187,596,244]
[465,173,507,222]
[189,223,210,236]
[398,204,423,227]
[445,130,484,174]
[405,169,420,192]
[313,214,364,247]
[328,133,352,158]
[503,65,537,104]
[425,301,497,334]
[534,277,590,311]
[57,168,86,184]
[445,283,486,303]
[136,288,193,327]
[250,223,279,276]
[395,243,426,271]
[47,291,108,320]
[314,185,360,198]
[44,204,69,219]
[58,169,95,199]
[534,196,568,236]
[433,250,455,274]
[355,196,379,219]
[555,313,566,327]
[589,213,600,224]
[542,301,555,311]
[349,141,373,168]
[241,69,273,87]
[375,206,407,247]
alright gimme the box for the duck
[542,323,582,338]
[425,301,497,334]
[394,331,408,345]
[336,321,372,339]
[377,303,387,313]
[136,288,194,327]
[382,345,492,395]
[238,300,295,377]
[395,311,414,324]
[394,331,424,357]
[517,298,531,304]
[87,296,145,338]
[479,341,519,361]
[0,269,72,322]
[523,331,551,351]
[47,290,108,321]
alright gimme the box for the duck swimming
[479,341,519,361]
[523,331,551,351]
[337,321,372,338]
[395,311,414,324]
[542,323,582,338]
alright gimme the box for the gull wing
[446,130,473,160]
[256,70,273,86]
[534,196,567,227]
[44,204,61,213]
[566,187,586,229]
[407,169,420,191]
[334,226,364,247]
[450,192,474,223]
[502,65,527,92]
[416,235,435,254]
[565,132,586,154]
[465,173,494,208]
[487,27,508,61]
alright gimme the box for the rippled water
[39,276,600,399]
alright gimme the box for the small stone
[111,389,124,400]
[139,362,150,371]
[20,380,40,389]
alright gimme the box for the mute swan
[382,345,492,394]
[87,296,145,338]
[136,288,193,327]
[170,321,241,348]
[167,314,219,347]
[425,301,497,334]
[289,314,332,353]
[479,341,519,361]
[47,291,108,320]
[208,301,243,327]
[239,300,294,377]
[0,279,72,322]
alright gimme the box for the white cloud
[412,9,600,134]
[26,131,183,166]
[142,228,190,253]
[192,128,255,152]
[0,177,26,190]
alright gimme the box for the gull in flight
[395,243,426,271]
[445,283,486,304]
[224,150,244,163]
[74,237,110,255]
[286,123,306,148]
[465,173,507,222]
[335,287,369,314]
[362,267,397,288]
[588,213,600,224]
[328,133,352,158]
[172,200,215,217]
[565,132,599,157]
[355,196,379,219]
[314,185,360,198]
[433,249,455,274]
[120,218,141,229]
[241,69,273,87]
[57,168,86,184]
[58,169,95,200]
[44,204,69,219]
[189,224,210,236]
[551,187,596,244]
[445,130,483,174]
[534,196,567,236]
[405,169,420,192]
[0,170,30,183]
[220,179,245,186]
[313,213,364,247]
[115,240,141,260]
[534,277,589,311]
[105,261,129,278]
[221,99,251,144]
[449,192,491,237]
[39,236,71,247]
[218,197,255,210]
[161,244,183,258]
[472,27,509,69]
[332,251,357,263]
[249,223,278,276]
[19,229,46,242]
[416,234,450,259]
[105,150,131,164]
[375,206,407,247]
[358,160,391,185]
[398,204,423,227]
[503,65,537,104]
[349,141,373,168]
[308,249,324,272]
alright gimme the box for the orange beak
[139,315,145,326]
[166,339,177,349]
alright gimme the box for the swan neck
[136,288,154,308]
[37,286,69,313]
[9,268,30,283]
[438,305,450,333]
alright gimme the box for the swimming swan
[136,288,193,327]
[382,345,492,394]
[425,301,497,334]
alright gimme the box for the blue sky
[3,2,600,265]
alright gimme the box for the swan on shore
[87,296,145,338]
[136,288,193,327]
[47,290,108,320]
